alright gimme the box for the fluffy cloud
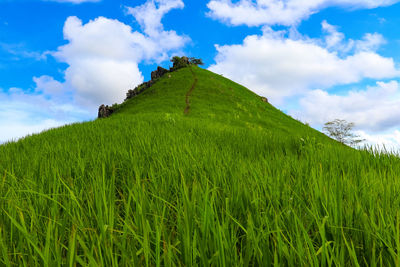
[207,0,400,150]
[354,33,386,52]
[49,0,188,108]
[356,130,400,152]
[209,27,399,104]
[291,81,400,133]
[126,0,184,37]
[207,0,400,26]
[321,20,345,50]
[0,119,62,144]
[34,75,66,98]
[1,0,188,143]
[52,16,146,106]
[0,87,89,143]
[124,0,187,62]
[288,79,400,150]
[322,21,386,53]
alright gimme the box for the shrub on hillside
[125,82,151,100]
[125,56,204,102]
[171,56,190,71]
[189,57,204,66]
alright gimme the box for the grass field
[1,66,400,266]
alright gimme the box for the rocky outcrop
[151,66,168,81]
[261,97,268,103]
[99,57,207,117]
[126,66,170,101]
[98,104,113,118]
[182,56,189,65]
[101,57,209,115]
[126,57,202,102]
[126,81,152,100]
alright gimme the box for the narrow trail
[184,66,198,114]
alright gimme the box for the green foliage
[189,57,204,65]
[0,66,399,266]
[109,103,120,112]
[171,56,189,71]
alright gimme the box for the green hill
[1,65,400,266]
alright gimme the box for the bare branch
[323,119,365,147]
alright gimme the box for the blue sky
[2,0,400,148]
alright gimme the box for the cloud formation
[0,86,89,143]
[49,0,188,108]
[356,130,400,152]
[321,20,386,53]
[0,42,47,61]
[207,0,400,26]
[126,0,184,37]
[207,0,400,149]
[51,16,145,107]
[291,81,400,132]
[1,0,188,143]
[209,25,399,104]
[291,81,400,150]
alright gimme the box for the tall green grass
[1,67,400,266]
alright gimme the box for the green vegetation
[170,56,190,71]
[1,66,400,266]
[170,56,203,71]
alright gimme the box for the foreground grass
[1,67,400,266]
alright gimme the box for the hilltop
[1,61,400,266]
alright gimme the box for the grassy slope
[1,66,400,266]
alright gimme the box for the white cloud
[1,0,189,143]
[321,21,386,53]
[125,0,188,62]
[356,130,400,152]
[0,42,47,61]
[208,28,399,104]
[53,16,146,106]
[48,0,188,108]
[206,0,400,151]
[207,0,400,27]
[322,20,345,50]
[34,75,66,98]
[354,33,386,52]
[126,0,184,37]
[291,81,400,132]
[0,86,89,144]
[0,118,65,144]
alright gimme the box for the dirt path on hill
[184,67,198,114]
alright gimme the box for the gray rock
[98,104,113,118]
[151,66,168,81]
[182,56,189,64]
[125,81,152,100]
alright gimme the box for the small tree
[323,119,364,146]
[189,57,204,66]
[170,56,189,71]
